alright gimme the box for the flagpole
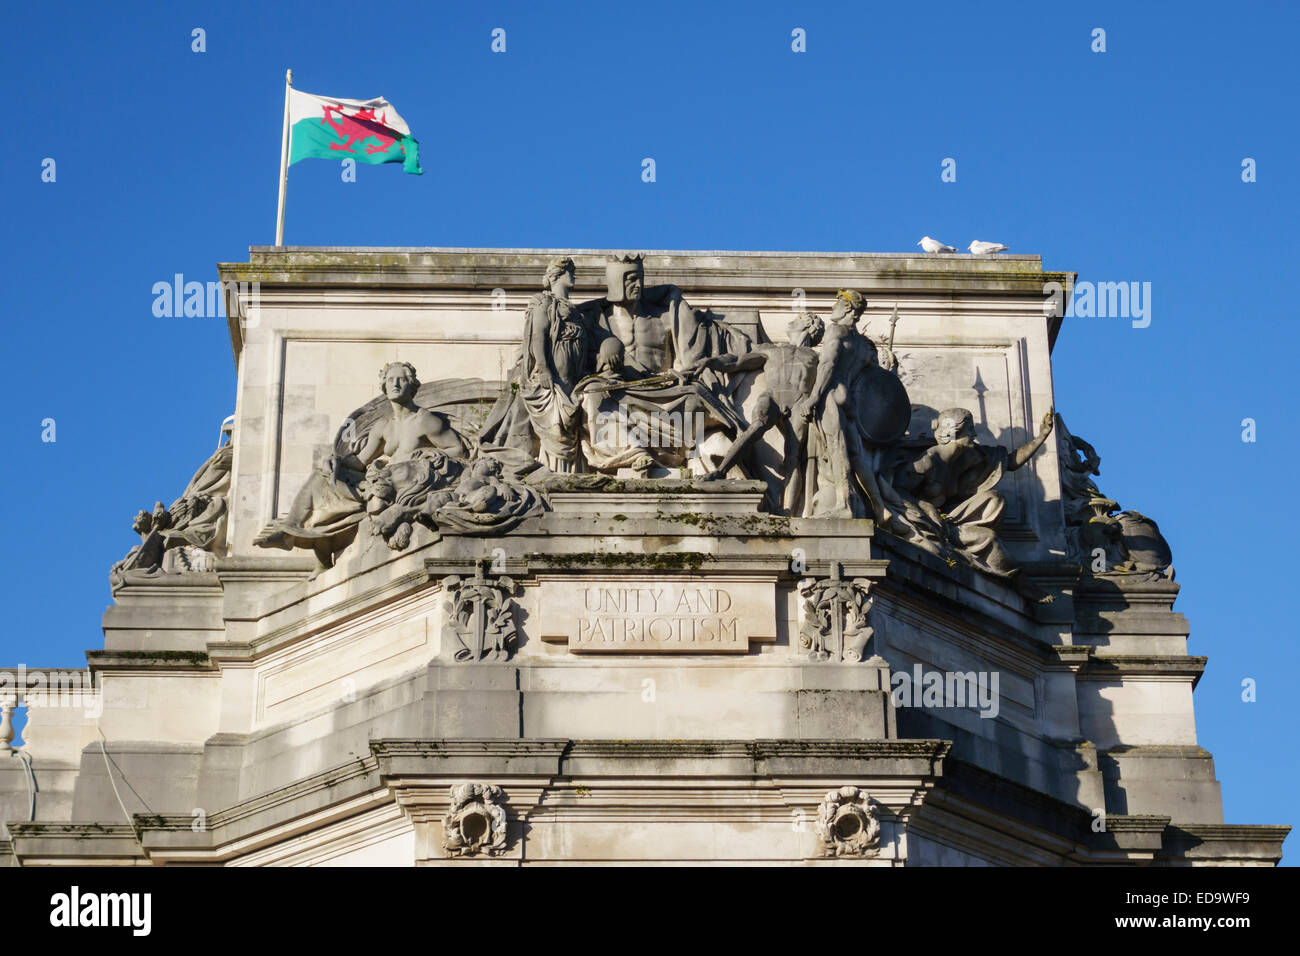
[275,69,292,246]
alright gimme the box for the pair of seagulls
[918,236,1008,255]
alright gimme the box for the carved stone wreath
[815,786,881,857]
[441,783,509,857]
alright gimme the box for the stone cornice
[226,247,1062,293]
[7,822,146,864]
[1170,824,1292,842]
[368,737,951,779]
[1079,654,1207,686]
[107,574,222,595]
[1156,824,1290,865]
[217,247,1071,358]
[85,650,215,675]
[1074,575,1182,603]
[1099,745,1214,758]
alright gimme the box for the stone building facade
[0,248,1287,865]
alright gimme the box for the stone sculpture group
[113,254,1173,599]
[110,421,233,585]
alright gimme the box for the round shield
[853,365,912,446]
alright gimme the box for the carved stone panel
[798,563,875,663]
[440,783,509,857]
[815,786,882,858]
[537,576,776,653]
[443,568,519,663]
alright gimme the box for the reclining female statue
[255,361,467,569]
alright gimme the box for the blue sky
[2,1,1296,850]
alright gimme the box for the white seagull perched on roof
[917,236,956,254]
[967,240,1009,255]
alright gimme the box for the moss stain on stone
[94,651,211,665]
[542,551,709,572]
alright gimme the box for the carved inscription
[575,586,740,649]
[540,579,771,653]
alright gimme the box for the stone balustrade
[0,667,98,758]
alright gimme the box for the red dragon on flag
[320,104,399,156]
[288,89,422,174]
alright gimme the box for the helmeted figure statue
[792,291,911,521]
[593,254,749,383]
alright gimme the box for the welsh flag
[288,90,422,174]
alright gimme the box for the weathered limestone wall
[1,248,1283,866]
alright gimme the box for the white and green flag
[287,89,422,174]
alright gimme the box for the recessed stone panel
[537,576,777,653]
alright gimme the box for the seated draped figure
[254,361,468,568]
[878,406,1057,602]
[580,255,750,474]
[478,253,751,477]
[572,337,746,475]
